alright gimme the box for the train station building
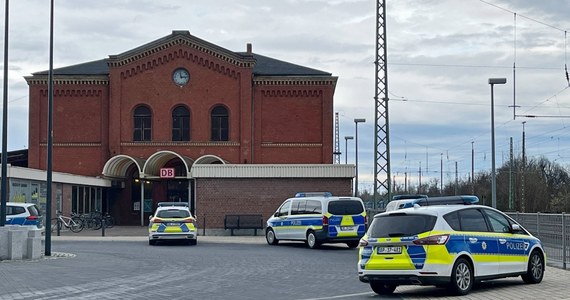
[23,31,353,229]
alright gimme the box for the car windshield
[156,209,190,218]
[327,200,363,215]
[368,213,437,238]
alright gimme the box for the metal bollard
[102,215,106,237]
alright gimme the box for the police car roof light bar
[295,192,332,198]
[416,195,479,206]
[158,202,189,207]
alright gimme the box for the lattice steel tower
[373,0,391,207]
[333,112,341,164]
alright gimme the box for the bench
[224,214,264,236]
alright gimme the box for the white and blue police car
[266,192,367,249]
[358,196,545,295]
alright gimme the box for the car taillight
[364,215,368,226]
[26,216,38,221]
[183,219,195,224]
[413,234,450,245]
[322,215,328,226]
[358,238,368,247]
[152,218,163,223]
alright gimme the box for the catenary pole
[0,0,9,227]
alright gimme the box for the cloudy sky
[1,0,569,193]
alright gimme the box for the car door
[457,208,499,277]
[483,208,529,274]
[288,200,307,240]
[272,200,292,239]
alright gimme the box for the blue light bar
[158,202,189,207]
[415,195,479,206]
[295,192,332,198]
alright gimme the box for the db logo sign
[160,168,175,178]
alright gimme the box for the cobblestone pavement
[0,228,569,299]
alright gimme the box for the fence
[507,212,569,269]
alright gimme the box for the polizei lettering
[506,242,525,250]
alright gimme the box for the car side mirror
[148,215,153,221]
[273,212,279,217]
[511,223,521,232]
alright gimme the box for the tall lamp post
[354,118,366,197]
[489,78,507,208]
[344,136,353,164]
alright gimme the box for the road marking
[297,292,373,300]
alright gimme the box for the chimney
[246,43,252,54]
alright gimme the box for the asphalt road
[1,238,570,299]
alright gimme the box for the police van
[265,192,367,249]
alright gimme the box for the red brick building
[25,31,353,229]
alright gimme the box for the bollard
[7,228,26,260]
[202,214,206,236]
[0,226,9,260]
[26,229,42,259]
[102,215,106,237]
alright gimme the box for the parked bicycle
[51,211,84,233]
[72,211,102,230]
[102,212,115,228]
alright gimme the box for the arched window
[133,105,151,141]
[211,105,229,141]
[172,106,190,141]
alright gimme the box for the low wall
[0,226,43,261]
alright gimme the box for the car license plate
[167,222,179,226]
[340,226,355,231]
[377,246,402,254]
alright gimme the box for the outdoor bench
[224,214,264,236]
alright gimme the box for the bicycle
[102,212,115,228]
[51,211,84,233]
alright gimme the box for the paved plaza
[0,227,569,299]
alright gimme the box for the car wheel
[449,257,473,295]
[149,239,156,246]
[522,250,544,284]
[266,228,279,245]
[346,241,359,248]
[370,281,396,295]
[306,231,320,249]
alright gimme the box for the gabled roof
[31,31,331,77]
[239,53,330,76]
[32,59,109,76]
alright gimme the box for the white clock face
[173,68,190,86]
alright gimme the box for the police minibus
[265,192,367,249]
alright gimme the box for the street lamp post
[344,136,354,164]
[489,78,507,208]
[354,118,366,197]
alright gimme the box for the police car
[4,202,43,230]
[358,199,545,295]
[385,195,478,212]
[266,192,366,249]
[148,202,197,245]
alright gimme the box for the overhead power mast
[373,0,391,207]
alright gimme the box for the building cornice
[254,76,338,86]
[261,142,322,148]
[120,141,240,147]
[25,75,109,85]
